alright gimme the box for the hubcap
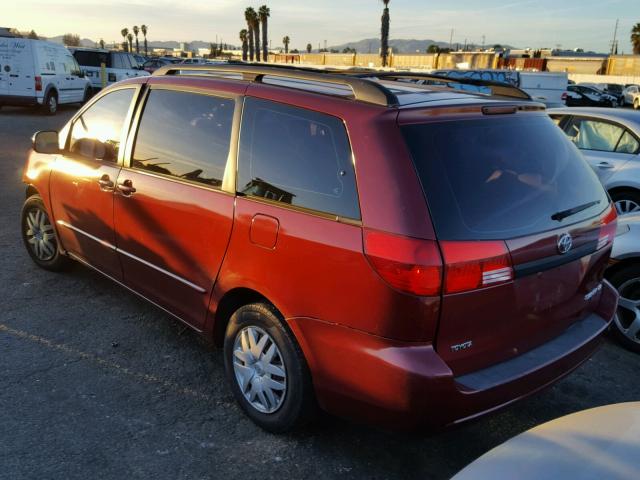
[232,326,287,414]
[615,199,640,216]
[25,208,56,261]
[614,278,640,345]
[49,96,56,112]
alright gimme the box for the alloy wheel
[24,208,56,261]
[615,199,640,216]
[232,326,287,414]
[614,277,640,346]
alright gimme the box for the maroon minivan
[21,65,618,432]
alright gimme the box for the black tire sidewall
[223,303,315,432]
[610,190,640,212]
[43,91,57,115]
[607,264,640,353]
[21,195,68,271]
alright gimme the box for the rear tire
[607,265,640,353]
[21,195,69,271]
[610,190,640,216]
[41,91,58,115]
[81,87,92,105]
[223,302,316,432]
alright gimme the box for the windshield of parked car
[401,114,609,240]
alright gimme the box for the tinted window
[73,50,110,68]
[238,98,360,219]
[132,89,234,188]
[564,118,624,152]
[402,115,608,240]
[617,130,640,154]
[69,89,135,162]
[112,53,130,69]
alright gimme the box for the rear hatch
[400,109,616,376]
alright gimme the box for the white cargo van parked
[0,36,90,114]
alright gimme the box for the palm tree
[282,36,290,54]
[141,25,148,56]
[239,29,249,61]
[127,33,133,53]
[306,43,312,53]
[121,28,129,52]
[133,25,140,53]
[99,38,105,49]
[380,0,390,67]
[259,5,270,62]
[245,7,256,61]
[632,23,640,55]
[253,14,261,61]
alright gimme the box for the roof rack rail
[152,63,399,107]
[341,71,532,101]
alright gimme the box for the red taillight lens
[364,229,442,296]
[598,204,617,250]
[35,75,42,91]
[561,91,568,101]
[440,241,513,294]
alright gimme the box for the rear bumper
[0,94,39,106]
[288,281,618,430]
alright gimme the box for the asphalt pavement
[0,104,638,480]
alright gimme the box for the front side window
[131,89,234,188]
[564,118,626,152]
[69,88,135,162]
[237,97,360,219]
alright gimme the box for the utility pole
[449,28,454,50]
[482,35,485,50]
[610,18,619,56]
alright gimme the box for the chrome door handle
[98,174,114,191]
[117,179,136,196]
[598,162,615,169]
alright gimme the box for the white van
[69,48,149,91]
[0,36,91,114]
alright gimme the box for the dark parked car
[141,57,180,73]
[21,64,618,432]
[566,85,618,107]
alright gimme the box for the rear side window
[131,89,234,188]
[563,118,627,152]
[238,97,360,219]
[73,50,110,68]
[402,114,608,240]
[69,88,135,162]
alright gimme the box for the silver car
[607,213,640,353]
[550,108,640,215]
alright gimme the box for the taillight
[440,241,513,294]
[35,75,42,91]
[364,229,442,296]
[561,91,568,102]
[598,204,617,250]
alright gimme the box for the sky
[4,0,637,53]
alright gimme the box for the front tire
[223,303,316,432]
[21,195,69,271]
[607,265,640,353]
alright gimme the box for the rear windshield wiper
[551,200,601,222]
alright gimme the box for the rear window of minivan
[401,114,609,240]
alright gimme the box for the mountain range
[44,35,512,53]
[327,38,515,53]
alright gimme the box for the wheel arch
[25,184,39,199]
[212,287,275,347]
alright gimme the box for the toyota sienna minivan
[21,64,619,432]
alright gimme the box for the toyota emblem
[557,233,573,254]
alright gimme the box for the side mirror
[32,131,60,154]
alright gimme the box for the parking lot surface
[1,106,639,480]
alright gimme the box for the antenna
[610,18,619,56]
